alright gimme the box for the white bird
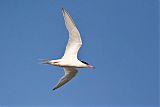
[42,8,94,91]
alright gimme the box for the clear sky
[0,0,158,106]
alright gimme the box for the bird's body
[44,58,89,68]
[42,8,94,91]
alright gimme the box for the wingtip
[52,87,57,91]
[62,7,65,13]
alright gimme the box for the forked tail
[39,59,51,64]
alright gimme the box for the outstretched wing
[53,67,78,90]
[62,8,82,59]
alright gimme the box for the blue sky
[0,0,158,106]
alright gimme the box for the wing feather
[62,8,82,59]
[52,67,78,90]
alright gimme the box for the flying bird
[42,8,94,91]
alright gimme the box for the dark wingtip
[62,8,65,16]
[62,7,65,13]
[52,87,57,91]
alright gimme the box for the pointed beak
[88,65,95,68]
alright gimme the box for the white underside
[50,58,88,68]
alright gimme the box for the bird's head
[80,60,94,68]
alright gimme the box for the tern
[42,8,94,91]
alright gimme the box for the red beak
[88,65,95,68]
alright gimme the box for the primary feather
[62,8,82,60]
